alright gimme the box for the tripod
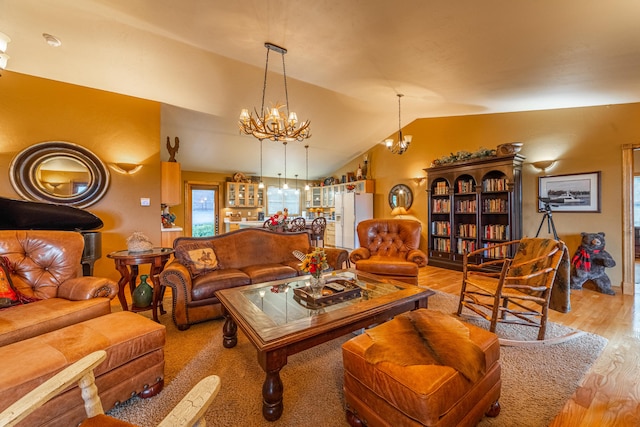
[535,201,558,240]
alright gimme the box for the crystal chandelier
[385,94,412,155]
[239,42,311,143]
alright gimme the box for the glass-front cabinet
[226,182,264,208]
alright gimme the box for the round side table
[107,247,174,322]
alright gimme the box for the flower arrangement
[300,248,329,278]
[267,208,288,231]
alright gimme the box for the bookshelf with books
[425,153,524,270]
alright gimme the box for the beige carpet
[107,291,607,427]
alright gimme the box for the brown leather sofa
[160,228,349,330]
[0,230,166,426]
[349,219,428,285]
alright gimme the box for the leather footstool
[0,311,165,427]
[342,309,501,427]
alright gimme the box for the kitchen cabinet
[226,182,264,208]
[325,222,336,247]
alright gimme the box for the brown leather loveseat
[160,228,349,330]
[349,219,428,285]
[0,230,166,426]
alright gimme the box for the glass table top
[238,270,407,326]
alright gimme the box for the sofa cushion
[175,241,219,277]
[0,297,111,346]
[191,269,251,301]
[355,256,419,277]
[241,264,298,283]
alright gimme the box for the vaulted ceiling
[2,0,640,179]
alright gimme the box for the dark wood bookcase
[425,154,525,270]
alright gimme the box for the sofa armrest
[349,247,371,263]
[57,277,118,301]
[159,260,194,330]
[320,247,349,270]
[407,249,428,267]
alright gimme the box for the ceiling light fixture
[304,145,310,191]
[385,94,412,155]
[238,42,311,143]
[0,31,11,72]
[42,33,62,47]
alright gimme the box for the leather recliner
[349,219,427,285]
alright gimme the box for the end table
[107,247,174,322]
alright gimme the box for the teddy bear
[570,232,616,295]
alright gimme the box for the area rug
[108,291,607,427]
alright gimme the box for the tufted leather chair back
[356,219,422,258]
[0,230,84,299]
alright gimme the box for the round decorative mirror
[9,141,110,208]
[389,184,413,210]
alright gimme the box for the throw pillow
[175,241,219,277]
[0,258,18,308]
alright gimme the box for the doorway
[185,181,220,237]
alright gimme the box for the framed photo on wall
[538,171,601,213]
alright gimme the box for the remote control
[325,282,345,292]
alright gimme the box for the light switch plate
[140,197,150,206]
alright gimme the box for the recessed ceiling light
[42,33,61,47]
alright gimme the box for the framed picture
[538,171,601,212]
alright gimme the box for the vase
[132,274,153,308]
[309,275,325,298]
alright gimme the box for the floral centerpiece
[267,208,289,231]
[300,248,329,278]
[300,248,329,298]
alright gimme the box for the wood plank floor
[418,265,640,427]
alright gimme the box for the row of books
[455,199,477,213]
[432,238,451,252]
[457,239,477,254]
[483,224,509,240]
[432,221,451,236]
[482,198,508,213]
[482,178,507,192]
[456,179,474,193]
[457,223,477,238]
[432,199,451,213]
[433,181,449,195]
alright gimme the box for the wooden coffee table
[216,269,434,421]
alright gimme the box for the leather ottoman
[342,309,501,427]
[0,311,165,427]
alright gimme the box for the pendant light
[385,94,413,155]
[295,174,299,194]
[277,173,282,194]
[282,142,289,189]
[304,144,310,191]
[258,139,265,189]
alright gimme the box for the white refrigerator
[335,192,374,250]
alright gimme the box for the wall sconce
[413,177,426,185]
[531,160,556,174]
[0,31,11,72]
[110,163,143,175]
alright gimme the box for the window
[266,186,301,216]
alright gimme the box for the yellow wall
[335,104,640,289]
[0,72,161,282]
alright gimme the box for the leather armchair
[349,219,427,285]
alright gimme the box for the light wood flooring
[419,265,640,426]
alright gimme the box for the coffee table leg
[222,315,238,348]
[262,369,284,421]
